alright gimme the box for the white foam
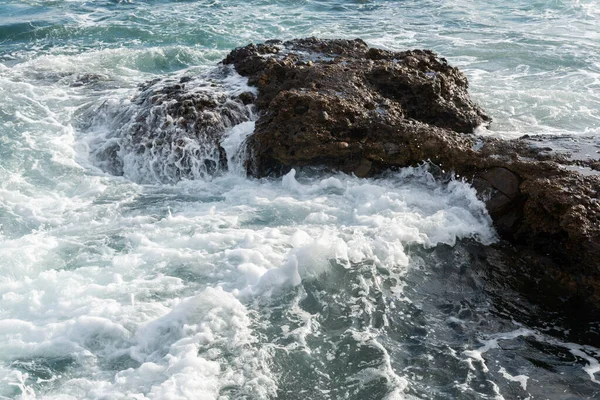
[568,346,600,384]
[498,367,529,391]
[463,326,600,392]
[0,160,498,398]
[121,287,276,399]
[220,121,256,175]
[463,328,537,373]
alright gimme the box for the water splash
[80,66,256,184]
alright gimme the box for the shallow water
[1,1,599,399]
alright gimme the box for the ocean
[1,0,599,398]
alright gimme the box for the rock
[237,91,256,105]
[481,167,521,199]
[222,37,600,312]
[223,37,490,177]
[472,167,523,236]
[85,67,253,183]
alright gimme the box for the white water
[1,0,600,398]
[0,49,500,398]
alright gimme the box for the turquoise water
[1,1,599,399]
[2,0,599,136]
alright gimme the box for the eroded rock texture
[224,37,490,177]
[223,37,600,310]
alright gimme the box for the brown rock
[222,37,600,312]
[480,167,521,199]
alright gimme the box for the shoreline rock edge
[223,37,600,316]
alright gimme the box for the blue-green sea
[1,1,599,399]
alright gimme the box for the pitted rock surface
[224,37,490,177]
[222,38,600,309]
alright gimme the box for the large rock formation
[224,37,490,177]
[223,38,600,310]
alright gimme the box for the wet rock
[86,67,253,183]
[237,91,256,105]
[480,167,521,199]
[222,37,600,311]
[472,167,523,236]
[223,37,490,177]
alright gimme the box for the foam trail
[498,367,529,391]
[221,121,256,175]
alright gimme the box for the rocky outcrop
[223,38,600,309]
[224,37,490,177]
[85,67,253,183]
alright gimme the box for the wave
[79,66,256,183]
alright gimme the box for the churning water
[1,1,599,399]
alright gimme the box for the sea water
[1,1,599,399]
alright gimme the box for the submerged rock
[223,37,600,312]
[84,67,253,183]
